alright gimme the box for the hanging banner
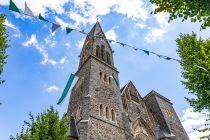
[111,73,119,87]
[57,73,75,105]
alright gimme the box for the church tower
[67,22,189,140]
[67,22,128,139]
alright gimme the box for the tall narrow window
[104,74,107,82]
[101,45,105,60]
[108,77,111,85]
[111,109,115,121]
[106,107,109,119]
[100,72,102,80]
[99,104,103,116]
[106,52,111,64]
[96,45,100,57]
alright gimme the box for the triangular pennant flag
[111,73,119,87]
[9,0,20,13]
[143,50,149,55]
[120,43,126,47]
[134,48,138,51]
[79,29,85,34]
[52,23,60,33]
[24,2,33,16]
[66,27,73,34]
[38,13,49,22]
[165,57,171,60]
[108,40,113,43]
[57,73,75,105]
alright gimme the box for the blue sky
[0,0,210,139]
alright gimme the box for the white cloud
[22,34,37,47]
[46,85,59,93]
[60,56,67,64]
[22,34,58,66]
[181,108,210,140]
[69,0,148,27]
[144,12,173,43]
[105,26,118,41]
[65,42,71,48]
[55,16,72,30]
[4,19,21,38]
[4,19,18,30]
[77,38,85,50]
[44,34,56,48]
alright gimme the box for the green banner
[112,73,119,87]
[9,0,20,13]
[57,73,75,105]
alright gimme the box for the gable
[121,81,142,104]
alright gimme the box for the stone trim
[90,115,124,130]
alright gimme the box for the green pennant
[9,0,20,13]
[66,27,73,34]
[143,50,149,55]
[38,13,49,22]
[57,73,75,105]
[112,73,119,87]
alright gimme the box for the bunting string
[4,0,181,62]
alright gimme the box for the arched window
[96,45,100,57]
[111,109,115,121]
[106,107,109,119]
[104,74,107,82]
[108,77,111,85]
[100,72,102,80]
[101,45,105,60]
[99,104,103,116]
[106,52,111,64]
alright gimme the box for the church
[67,22,189,140]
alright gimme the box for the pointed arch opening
[108,77,111,85]
[99,104,103,116]
[101,45,105,60]
[100,72,102,80]
[111,109,115,121]
[104,74,107,82]
[96,45,100,58]
[106,107,109,119]
[106,51,111,65]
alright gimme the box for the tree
[0,14,9,84]
[176,33,210,139]
[10,106,69,140]
[150,0,210,29]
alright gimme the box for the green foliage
[176,33,210,111]
[0,14,9,84]
[10,107,69,140]
[150,0,210,29]
[176,33,210,138]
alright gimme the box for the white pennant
[24,2,34,16]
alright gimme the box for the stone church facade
[67,22,189,140]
